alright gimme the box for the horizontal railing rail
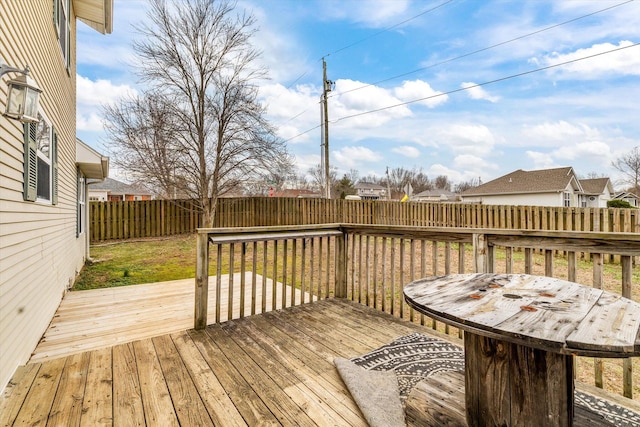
[195,224,640,401]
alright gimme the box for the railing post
[622,255,633,398]
[335,230,347,298]
[473,233,490,273]
[195,231,209,329]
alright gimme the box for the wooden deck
[3,280,640,426]
[30,273,308,363]
[2,299,432,426]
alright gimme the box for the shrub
[607,199,634,208]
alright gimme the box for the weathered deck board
[3,296,640,426]
[31,274,309,363]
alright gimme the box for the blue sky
[76,0,640,188]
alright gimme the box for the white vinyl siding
[462,192,566,207]
[1,0,85,392]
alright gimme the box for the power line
[330,0,635,99]
[278,1,637,143]
[282,41,639,143]
[277,0,633,131]
[324,0,455,58]
[331,42,639,124]
[277,0,456,127]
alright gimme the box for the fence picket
[89,198,638,242]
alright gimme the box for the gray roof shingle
[462,167,578,196]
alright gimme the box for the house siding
[463,192,564,207]
[0,0,86,390]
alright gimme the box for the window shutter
[52,128,59,205]
[23,123,38,201]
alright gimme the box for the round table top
[403,273,640,358]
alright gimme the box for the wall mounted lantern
[1,59,42,123]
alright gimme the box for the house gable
[460,167,615,207]
[462,167,579,197]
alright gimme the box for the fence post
[335,229,347,298]
[195,231,209,329]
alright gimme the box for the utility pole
[386,167,392,201]
[322,58,332,199]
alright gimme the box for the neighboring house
[89,177,153,201]
[0,1,112,392]
[413,189,461,202]
[355,182,387,200]
[612,192,639,207]
[460,167,613,207]
[579,178,614,208]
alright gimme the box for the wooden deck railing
[194,224,640,400]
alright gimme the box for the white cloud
[76,74,137,107]
[295,153,321,176]
[526,151,557,169]
[426,163,474,185]
[76,74,137,132]
[461,82,500,103]
[333,146,382,168]
[331,79,412,128]
[534,40,640,78]
[392,146,420,158]
[453,154,491,170]
[77,112,104,132]
[436,124,496,156]
[524,120,587,140]
[526,141,614,176]
[320,0,410,27]
[552,140,612,161]
[394,80,448,108]
[260,83,320,143]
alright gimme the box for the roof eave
[74,0,114,34]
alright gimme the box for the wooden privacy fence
[89,197,640,242]
[89,199,201,242]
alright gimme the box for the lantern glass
[4,74,41,123]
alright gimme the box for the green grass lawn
[75,234,639,293]
[74,234,199,290]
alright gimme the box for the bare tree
[103,92,183,198]
[410,169,433,193]
[612,147,640,194]
[387,167,413,194]
[308,164,338,197]
[455,177,480,193]
[103,0,292,226]
[345,169,360,185]
[434,175,452,191]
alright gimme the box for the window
[563,192,571,207]
[77,171,86,236]
[53,0,71,69]
[23,112,58,204]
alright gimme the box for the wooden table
[403,273,640,427]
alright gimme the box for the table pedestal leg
[464,332,574,427]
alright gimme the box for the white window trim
[54,0,71,69]
[36,111,53,204]
[77,172,86,235]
